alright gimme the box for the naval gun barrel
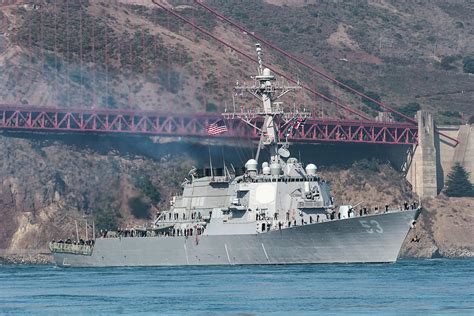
[352,201,363,209]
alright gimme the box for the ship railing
[325,203,420,220]
[155,218,209,224]
[48,242,93,256]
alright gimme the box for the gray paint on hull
[53,210,418,267]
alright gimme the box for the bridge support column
[406,111,442,198]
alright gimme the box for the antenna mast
[223,44,307,163]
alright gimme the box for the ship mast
[224,44,305,163]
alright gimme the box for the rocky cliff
[0,134,194,258]
[401,196,474,258]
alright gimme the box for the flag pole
[209,145,213,178]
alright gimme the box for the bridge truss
[0,106,418,145]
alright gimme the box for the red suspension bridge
[0,1,458,146]
[0,105,418,145]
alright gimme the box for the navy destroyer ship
[49,45,420,267]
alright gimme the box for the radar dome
[262,166,271,175]
[245,159,258,172]
[262,162,269,169]
[287,157,298,164]
[263,68,272,77]
[270,162,282,176]
[305,164,317,175]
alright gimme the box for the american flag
[207,120,228,135]
[293,117,305,130]
[285,117,305,137]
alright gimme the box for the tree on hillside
[440,55,457,70]
[396,102,421,121]
[445,163,474,197]
[463,57,474,74]
[469,115,474,125]
[362,91,382,111]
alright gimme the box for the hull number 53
[359,220,383,234]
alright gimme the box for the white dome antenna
[305,164,317,176]
[245,159,258,172]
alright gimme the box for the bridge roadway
[0,105,418,145]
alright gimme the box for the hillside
[0,134,194,255]
[212,0,474,123]
[0,0,472,122]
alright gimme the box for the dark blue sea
[0,259,473,315]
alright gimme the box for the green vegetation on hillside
[361,91,382,112]
[335,76,365,93]
[128,196,151,219]
[127,173,161,219]
[94,208,122,231]
[398,102,421,120]
[440,56,459,71]
[132,174,161,204]
[463,57,474,74]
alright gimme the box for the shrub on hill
[440,56,458,70]
[132,175,161,204]
[397,102,420,121]
[463,57,474,74]
[335,76,365,93]
[206,102,218,112]
[94,207,122,231]
[444,163,474,197]
[362,91,382,111]
[128,196,151,219]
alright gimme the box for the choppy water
[0,259,473,315]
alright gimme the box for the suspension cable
[193,1,459,144]
[151,0,371,121]
[194,0,416,124]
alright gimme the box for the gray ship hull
[52,210,419,267]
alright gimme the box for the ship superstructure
[49,45,420,267]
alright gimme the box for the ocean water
[0,259,472,315]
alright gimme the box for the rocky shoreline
[1,251,472,266]
[0,253,53,265]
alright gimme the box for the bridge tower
[406,111,442,198]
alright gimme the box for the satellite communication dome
[263,68,271,77]
[287,157,298,164]
[270,162,282,176]
[305,163,317,175]
[262,166,271,175]
[245,159,258,171]
[262,162,269,169]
